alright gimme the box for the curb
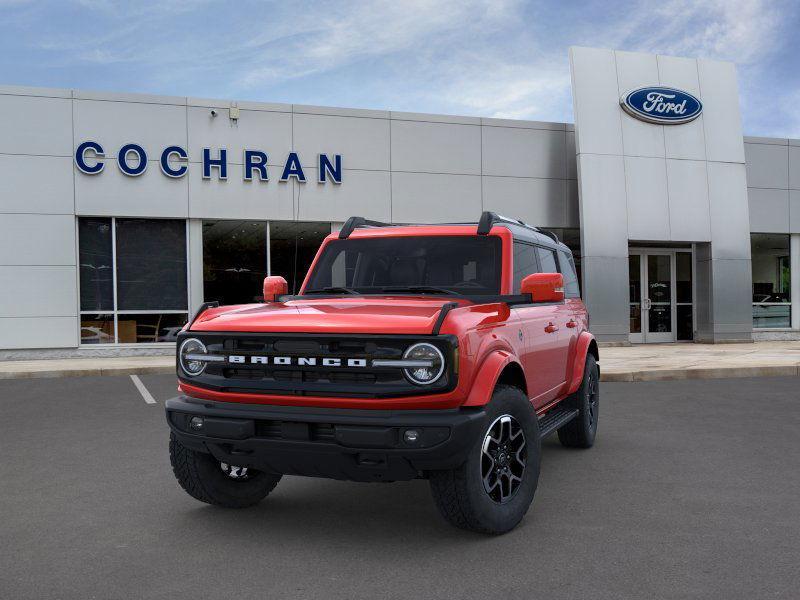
[0,365,174,381]
[600,365,800,382]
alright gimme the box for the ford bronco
[166,212,599,534]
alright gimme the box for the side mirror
[521,272,564,303]
[263,276,288,302]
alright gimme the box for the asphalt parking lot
[1,375,798,599]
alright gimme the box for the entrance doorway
[629,249,694,343]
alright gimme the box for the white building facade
[1,46,798,356]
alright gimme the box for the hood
[190,296,473,335]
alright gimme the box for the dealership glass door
[629,249,694,343]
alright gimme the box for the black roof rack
[338,212,561,244]
[338,216,394,239]
[477,211,538,235]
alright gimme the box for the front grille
[179,332,457,399]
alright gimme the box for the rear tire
[169,433,281,508]
[429,385,541,534]
[557,354,599,448]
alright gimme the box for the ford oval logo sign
[620,87,702,125]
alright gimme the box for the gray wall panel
[0,155,74,214]
[0,94,73,156]
[744,142,789,189]
[482,176,566,227]
[789,146,800,190]
[624,156,670,240]
[657,55,707,161]
[297,169,390,222]
[0,214,75,266]
[0,266,76,317]
[0,316,78,349]
[576,154,628,257]
[187,106,292,167]
[748,188,790,233]
[616,50,665,159]
[293,113,390,172]
[482,127,565,179]
[697,59,746,164]
[187,168,294,220]
[391,120,481,175]
[74,99,187,160]
[580,256,630,339]
[707,162,751,258]
[666,159,711,242]
[790,190,800,233]
[391,172,481,223]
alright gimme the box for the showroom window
[751,234,791,328]
[79,218,188,344]
[202,221,332,304]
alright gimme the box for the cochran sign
[620,87,702,125]
[74,141,343,184]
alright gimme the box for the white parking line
[130,374,157,404]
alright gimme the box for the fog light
[403,429,420,444]
[189,416,204,431]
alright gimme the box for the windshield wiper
[304,286,360,295]
[379,286,458,296]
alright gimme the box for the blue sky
[2,0,799,136]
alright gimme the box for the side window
[513,241,539,293]
[536,246,558,274]
[558,250,580,298]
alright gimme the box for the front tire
[169,433,282,508]
[429,385,541,534]
[557,354,599,448]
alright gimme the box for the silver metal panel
[576,154,628,257]
[187,168,294,220]
[391,111,480,125]
[0,214,75,266]
[744,136,787,146]
[657,54,707,161]
[666,159,711,242]
[707,161,752,258]
[481,176,566,228]
[747,188,790,234]
[615,50,665,159]
[390,120,481,175]
[74,99,188,160]
[569,47,624,156]
[481,127,565,179]
[580,256,630,339]
[0,316,78,350]
[0,266,76,317]
[709,258,753,333]
[293,113,390,172]
[789,146,800,190]
[790,190,800,233]
[187,106,292,166]
[744,142,789,189]
[0,155,74,214]
[294,104,389,119]
[481,117,565,131]
[0,94,73,156]
[565,180,580,228]
[697,59,745,164]
[565,131,577,179]
[390,172,481,223]
[296,169,391,222]
[624,156,670,241]
[75,162,189,218]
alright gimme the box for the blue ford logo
[620,87,702,125]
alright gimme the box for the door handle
[544,322,559,334]
[566,319,577,328]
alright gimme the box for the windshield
[304,235,502,295]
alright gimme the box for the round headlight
[403,342,445,385]
[179,338,208,376]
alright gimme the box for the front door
[629,250,694,343]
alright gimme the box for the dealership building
[1,46,799,357]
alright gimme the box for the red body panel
[180,224,595,411]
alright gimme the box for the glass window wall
[751,234,791,328]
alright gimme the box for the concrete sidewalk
[1,341,799,382]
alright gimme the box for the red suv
[166,212,599,534]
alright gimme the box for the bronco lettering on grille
[226,355,368,367]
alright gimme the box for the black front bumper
[165,396,487,482]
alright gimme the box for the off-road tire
[557,354,599,448]
[429,385,541,534]
[169,433,281,508]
